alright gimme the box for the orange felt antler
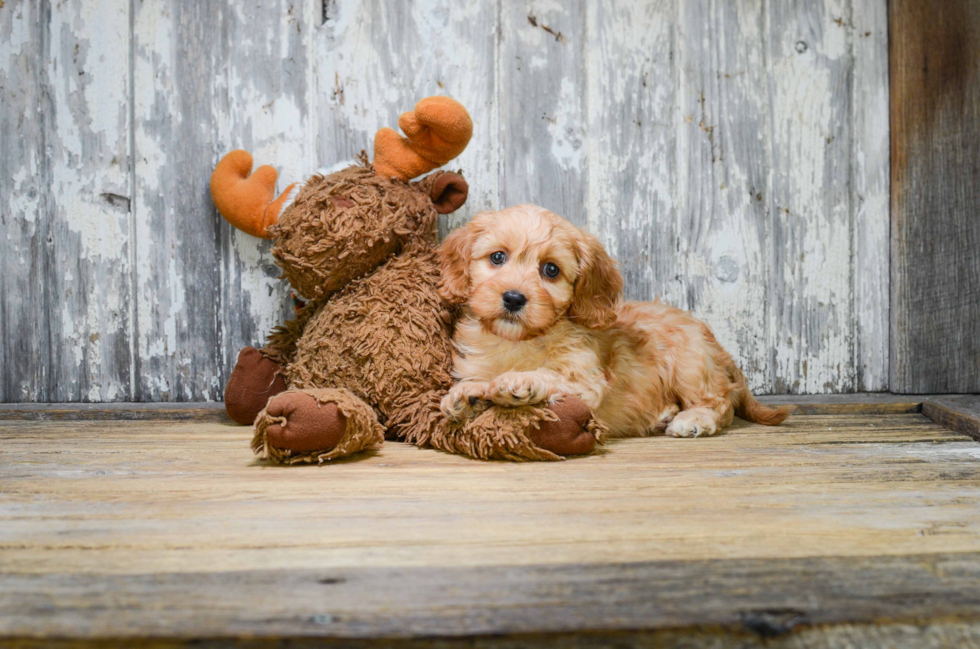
[373,96,473,181]
[210,150,297,239]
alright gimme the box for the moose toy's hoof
[225,347,287,425]
[264,392,348,453]
[531,397,597,456]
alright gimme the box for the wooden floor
[3,397,980,648]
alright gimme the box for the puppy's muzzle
[501,290,527,313]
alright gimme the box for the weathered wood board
[1,0,134,402]
[2,411,980,646]
[1,0,890,400]
[0,0,47,403]
[131,0,317,401]
[3,413,980,572]
[4,557,980,647]
[889,0,980,394]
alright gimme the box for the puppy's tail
[737,392,791,426]
[732,368,790,426]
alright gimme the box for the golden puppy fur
[437,204,788,438]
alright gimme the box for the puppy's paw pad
[665,422,700,438]
[441,385,489,422]
[657,404,680,424]
[665,414,717,438]
[488,375,550,407]
[439,394,469,421]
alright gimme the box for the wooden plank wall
[889,0,980,394]
[0,0,890,401]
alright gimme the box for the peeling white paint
[37,0,133,401]
[2,0,891,401]
[851,0,890,392]
[767,2,863,394]
[319,0,499,233]
[8,167,38,225]
[0,3,33,57]
[547,79,585,171]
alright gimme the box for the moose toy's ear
[430,172,469,214]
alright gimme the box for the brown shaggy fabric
[432,404,564,461]
[284,249,454,423]
[253,163,461,458]
[226,162,600,463]
[269,166,439,301]
[425,400,607,462]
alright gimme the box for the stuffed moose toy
[210,96,601,463]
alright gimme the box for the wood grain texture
[760,392,923,414]
[0,0,48,402]
[0,394,927,420]
[315,0,498,238]
[0,402,229,421]
[585,0,677,308]
[1,0,134,402]
[3,556,980,647]
[132,0,316,401]
[889,0,980,394]
[499,0,588,226]
[132,0,225,401]
[2,413,980,646]
[1,1,892,399]
[45,0,134,402]
[2,414,979,574]
[922,395,980,442]
[767,0,854,393]
[215,0,316,392]
[851,0,890,392]
[674,0,772,391]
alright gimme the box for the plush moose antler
[209,151,297,239]
[373,96,473,182]
[210,96,473,238]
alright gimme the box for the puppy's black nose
[502,290,527,313]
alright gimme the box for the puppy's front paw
[441,383,491,422]
[487,372,554,407]
[665,409,719,438]
[650,403,681,435]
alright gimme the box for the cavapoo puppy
[437,204,788,439]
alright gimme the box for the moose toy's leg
[391,391,599,461]
[427,396,601,461]
[252,388,385,464]
[225,347,287,425]
[527,398,599,456]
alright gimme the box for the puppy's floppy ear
[569,232,622,329]
[437,223,474,303]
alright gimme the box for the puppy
[437,204,788,439]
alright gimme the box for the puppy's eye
[489,251,507,266]
[542,262,560,278]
